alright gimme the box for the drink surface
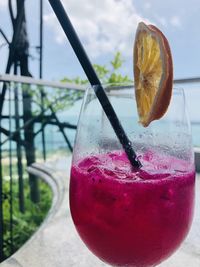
[70,150,195,267]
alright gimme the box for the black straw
[48,0,141,169]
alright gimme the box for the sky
[0,0,200,82]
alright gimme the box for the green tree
[94,51,131,84]
[62,51,131,85]
[33,52,131,115]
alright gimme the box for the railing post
[14,63,25,213]
[22,84,40,203]
[0,119,4,262]
[8,84,14,256]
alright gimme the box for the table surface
[1,156,200,267]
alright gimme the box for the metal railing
[0,74,85,262]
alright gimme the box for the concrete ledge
[1,157,200,267]
[0,158,106,267]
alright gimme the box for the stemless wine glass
[69,84,195,267]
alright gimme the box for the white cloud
[0,0,7,8]
[154,14,182,29]
[44,0,149,59]
[0,34,4,44]
[156,16,167,27]
[170,16,182,28]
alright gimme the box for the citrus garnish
[134,22,173,127]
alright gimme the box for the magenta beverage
[70,150,195,267]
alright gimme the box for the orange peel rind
[134,22,173,127]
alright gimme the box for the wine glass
[69,84,195,267]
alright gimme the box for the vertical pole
[14,62,25,213]
[8,83,13,255]
[39,0,43,79]
[40,0,46,161]
[0,100,4,261]
[0,0,25,115]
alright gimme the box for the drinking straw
[48,0,142,168]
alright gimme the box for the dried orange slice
[134,22,173,127]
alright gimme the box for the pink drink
[70,150,195,267]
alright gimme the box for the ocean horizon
[35,114,200,152]
[1,86,200,154]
